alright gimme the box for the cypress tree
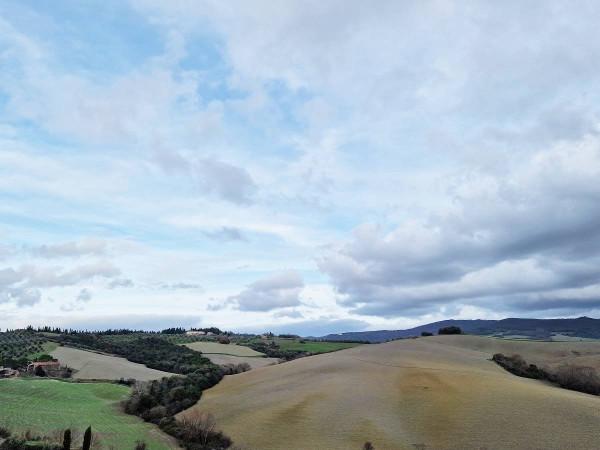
[62,429,71,450]
[82,426,92,450]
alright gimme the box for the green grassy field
[276,339,362,353]
[0,379,173,449]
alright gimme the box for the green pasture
[0,378,172,449]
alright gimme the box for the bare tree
[178,410,217,446]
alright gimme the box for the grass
[275,339,361,354]
[184,341,265,357]
[0,378,173,449]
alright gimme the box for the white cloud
[229,271,305,311]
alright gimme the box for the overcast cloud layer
[1,1,600,333]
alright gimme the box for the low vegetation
[438,326,462,335]
[49,333,214,374]
[492,353,600,395]
[0,330,56,368]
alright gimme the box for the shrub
[438,326,462,335]
[420,331,433,337]
[551,364,600,395]
[492,353,546,379]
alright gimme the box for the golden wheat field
[181,336,600,450]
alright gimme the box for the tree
[62,429,71,450]
[178,410,217,446]
[438,326,462,335]
[134,442,147,450]
[82,426,92,450]
[420,331,433,337]
[363,442,374,450]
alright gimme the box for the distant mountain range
[320,317,600,343]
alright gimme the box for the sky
[1,1,600,335]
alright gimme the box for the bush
[492,353,546,379]
[438,326,462,335]
[551,364,600,395]
[492,353,600,396]
[420,331,433,337]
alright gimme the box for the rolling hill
[321,316,600,342]
[182,335,600,450]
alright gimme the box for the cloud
[229,271,304,311]
[202,227,247,242]
[160,282,203,290]
[195,158,257,204]
[319,136,600,317]
[1,287,41,307]
[0,261,120,308]
[107,278,134,289]
[31,238,107,258]
[273,309,304,319]
[76,288,92,303]
[23,262,121,287]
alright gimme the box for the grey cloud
[1,287,41,307]
[195,158,256,204]
[76,288,92,303]
[273,309,304,319]
[203,227,247,242]
[319,138,600,318]
[23,262,120,287]
[230,271,304,311]
[0,261,120,308]
[32,238,107,258]
[108,278,134,289]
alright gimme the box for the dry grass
[180,337,600,450]
[204,354,279,369]
[184,342,265,357]
[51,346,174,381]
[427,334,600,371]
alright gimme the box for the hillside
[51,346,174,381]
[0,378,175,449]
[321,316,600,342]
[182,336,600,450]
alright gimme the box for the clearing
[183,341,278,369]
[51,346,174,381]
[183,341,265,356]
[0,378,174,449]
[182,335,600,450]
[276,339,362,354]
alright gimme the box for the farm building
[0,367,19,378]
[186,330,206,336]
[27,360,61,376]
